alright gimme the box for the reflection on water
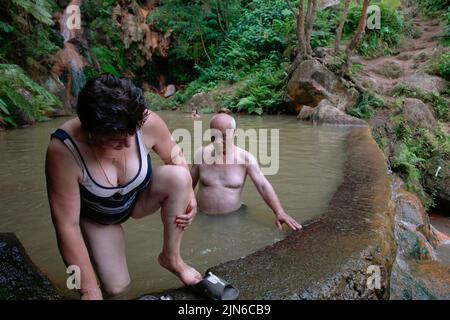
[0,111,351,298]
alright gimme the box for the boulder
[163,84,176,98]
[184,92,217,112]
[285,59,360,114]
[314,99,368,126]
[390,181,450,300]
[402,98,437,131]
[424,156,450,213]
[0,233,60,300]
[296,105,315,121]
[392,74,448,94]
[372,60,404,79]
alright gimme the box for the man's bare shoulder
[236,147,258,167]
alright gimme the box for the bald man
[190,113,302,231]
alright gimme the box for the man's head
[209,113,236,152]
[77,74,148,140]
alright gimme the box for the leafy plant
[0,64,60,127]
[349,92,384,119]
[392,85,449,120]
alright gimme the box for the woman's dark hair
[77,74,148,136]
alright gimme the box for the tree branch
[284,0,299,18]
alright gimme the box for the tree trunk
[335,0,352,54]
[343,0,370,74]
[297,0,307,60]
[197,24,213,65]
[305,0,318,57]
[215,1,226,33]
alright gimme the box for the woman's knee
[102,279,131,298]
[160,165,192,190]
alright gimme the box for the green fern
[11,0,54,26]
[0,64,60,127]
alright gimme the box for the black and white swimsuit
[51,128,152,225]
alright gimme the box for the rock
[184,92,217,112]
[424,156,450,213]
[285,59,360,114]
[403,98,437,131]
[390,260,450,300]
[314,99,368,126]
[396,53,413,61]
[390,181,450,300]
[296,105,315,121]
[0,233,60,300]
[372,60,404,79]
[392,74,448,94]
[163,84,176,98]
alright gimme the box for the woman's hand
[275,212,302,231]
[80,287,103,300]
[175,197,197,230]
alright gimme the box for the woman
[45,74,203,299]
[191,107,201,120]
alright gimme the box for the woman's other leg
[80,218,131,299]
[132,165,202,285]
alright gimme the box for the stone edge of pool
[147,127,397,300]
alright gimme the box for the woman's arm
[142,112,189,170]
[45,139,102,300]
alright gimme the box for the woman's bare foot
[158,253,203,286]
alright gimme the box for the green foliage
[416,0,448,16]
[392,85,449,120]
[310,8,340,49]
[0,0,61,69]
[0,64,60,127]
[90,46,125,77]
[344,2,408,57]
[227,58,288,115]
[349,92,384,119]
[390,112,450,209]
[438,52,450,80]
[148,0,241,66]
[11,0,55,25]
[144,92,178,111]
[171,0,294,114]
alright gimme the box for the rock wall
[390,177,450,299]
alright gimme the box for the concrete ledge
[146,128,396,300]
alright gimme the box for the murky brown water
[0,111,351,299]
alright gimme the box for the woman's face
[90,133,134,150]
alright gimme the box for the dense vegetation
[0,0,62,127]
[146,0,410,113]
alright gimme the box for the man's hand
[175,197,197,230]
[275,212,302,231]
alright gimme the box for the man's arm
[46,140,102,300]
[246,152,302,231]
